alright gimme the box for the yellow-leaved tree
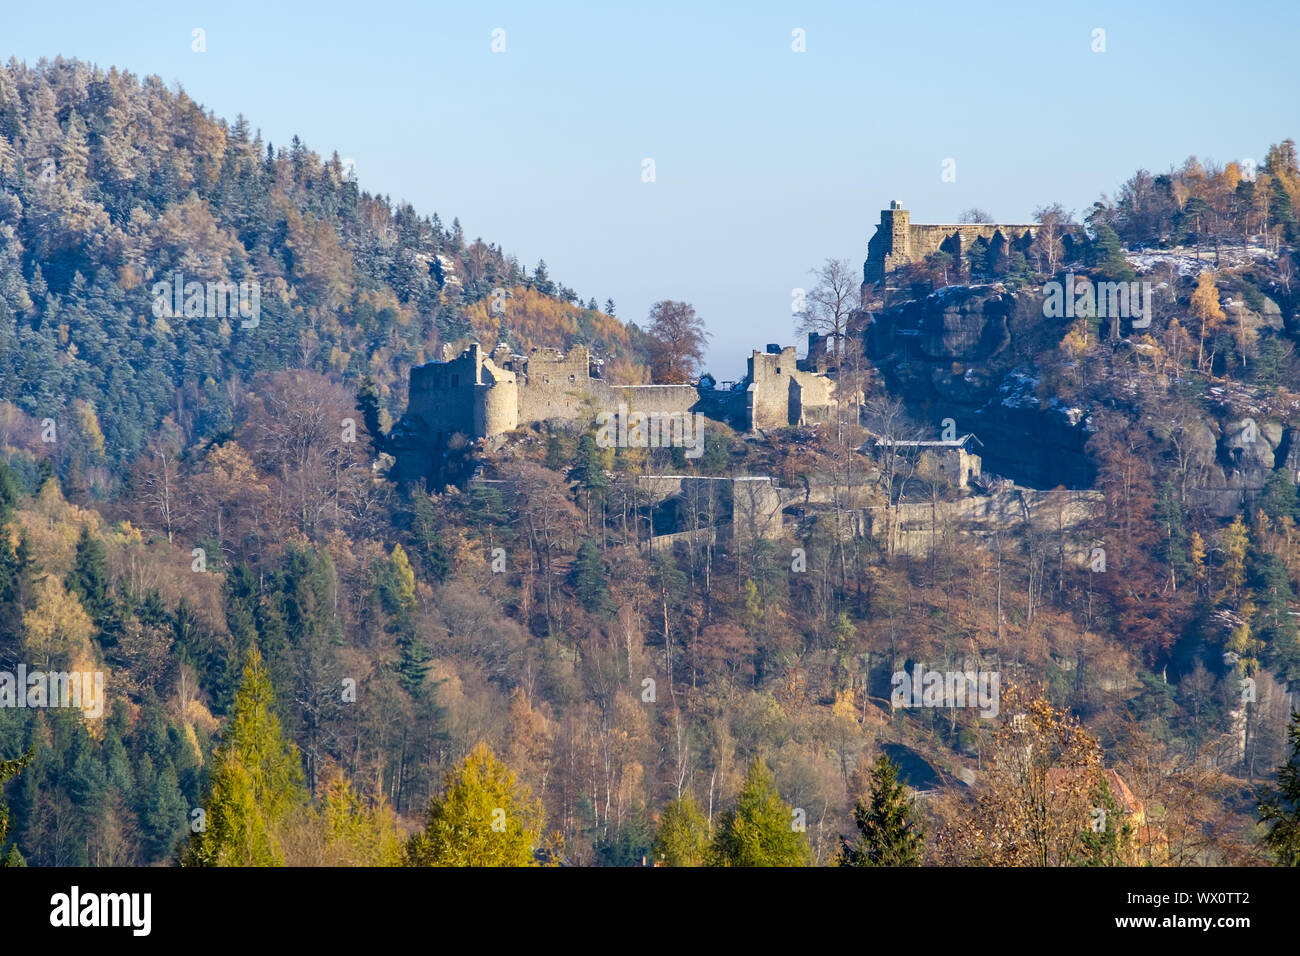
[932,686,1105,866]
[404,742,547,867]
[22,574,94,668]
[1189,270,1226,373]
[281,765,403,866]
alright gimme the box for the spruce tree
[569,433,609,527]
[838,754,925,866]
[182,646,308,866]
[710,759,810,867]
[545,433,565,471]
[142,762,188,861]
[1259,709,1300,866]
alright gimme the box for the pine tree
[1086,222,1134,280]
[1260,469,1299,522]
[404,742,544,866]
[1179,195,1213,256]
[182,646,308,866]
[1259,709,1300,866]
[652,792,710,866]
[709,758,810,866]
[838,754,925,866]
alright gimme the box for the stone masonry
[392,341,845,484]
[864,201,1038,283]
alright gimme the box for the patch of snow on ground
[999,369,1040,409]
[1047,397,1086,426]
[1126,244,1275,276]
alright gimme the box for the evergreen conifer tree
[0,748,32,866]
[1259,709,1300,866]
[570,540,612,618]
[405,742,544,866]
[652,792,710,866]
[709,759,810,866]
[182,646,308,866]
[838,754,925,866]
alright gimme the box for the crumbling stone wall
[405,343,502,446]
[864,202,1038,282]
[634,475,785,542]
[612,385,701,416]
[396,341,842,484]
[745,346,838,432]
[511,345,598,424]
[866,489,1105,557]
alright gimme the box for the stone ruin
[864,201,1038,284]
[390,341,847,486]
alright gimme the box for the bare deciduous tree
[1031,203,1072,275]
[796,257,858,359]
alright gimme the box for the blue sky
[5,0,1297,377]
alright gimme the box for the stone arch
[986,231,1009,273]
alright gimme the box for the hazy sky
[6,0,1297,377]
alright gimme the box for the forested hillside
[2,55,1300,869]
[0,57,646,494]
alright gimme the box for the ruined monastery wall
[864,203,1038,282]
